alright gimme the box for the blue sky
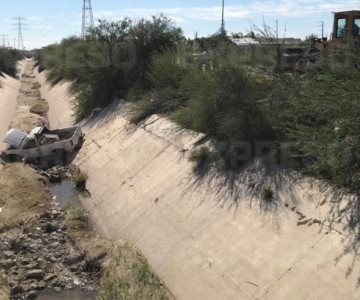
[0,0,358,49]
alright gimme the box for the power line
[81,0,94,39]
[12,17,27,50]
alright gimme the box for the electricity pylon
[12,17,27,50]
[81,0,94,39]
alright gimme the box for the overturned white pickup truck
[1,126,84,166]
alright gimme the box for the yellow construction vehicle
[286,10,360,71]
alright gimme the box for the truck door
[21,139,39,158]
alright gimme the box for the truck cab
[332,10,360,46]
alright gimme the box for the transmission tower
[81,0,94,39]
[12,17,27,50]
[1,35,8,48]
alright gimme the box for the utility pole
[12,17,27,50]
[318,21,324,38]
[13,38,16,49]
[81,0,95,39]
[221,0,225,35]
[275,20,279,40]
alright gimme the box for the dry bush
[29,101,49,116]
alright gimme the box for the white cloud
[94,0,358,22]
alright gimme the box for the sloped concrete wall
[37,76,360,300]
[0,73,20,150]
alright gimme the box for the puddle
[49,180,81,208]
[36,288,96,300]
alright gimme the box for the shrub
[189,147,212,167]
[261,187,274,201]
[0,48,23,77]
[38,16,182,120]
[72,168,89,190]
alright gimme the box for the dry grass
[98,244,173,300]
[71,167,89,190]
[29,101,49,116]
[0,163,52,232]
[65,204,172,300]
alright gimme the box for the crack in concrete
[257,234,327,299]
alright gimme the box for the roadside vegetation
[0,48,23,78]
[35,15,360,198]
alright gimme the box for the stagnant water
[36,288,96,300]
[49,180,81,208]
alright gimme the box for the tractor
[286,10,360,72]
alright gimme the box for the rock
[11,285,24,296]
[2,259,16,270]
[38,281,47,290]
[0,239,11,251]
[26,269,44,280]
[47,256,57,263]
[50,242,60,248]
[27,290,38,299]
[49,174,62,183]
[44,222,59,233]
[65,253,85,266]
[21,259,30,266]
[44,274,57,282]
[37,258,45,264]
[29,282,39,291]
[3,250,15,258]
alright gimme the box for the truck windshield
[23,139,36,149]
[354,18,360,37]
[337,18,346,38]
